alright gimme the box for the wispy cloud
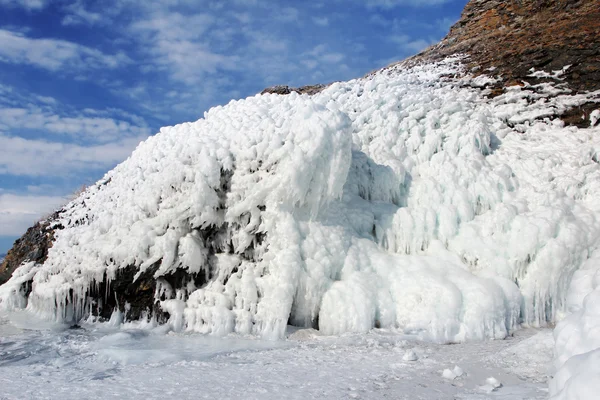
[306,44,346,64]
[389,34,433,54]
[0,29,130,72]
[0,193,66,235]
[0,0,47,11]
[130,12,240,84]
[436,16,458,33]
[233,12,252,24]
[365,0,454,8]
[275,7,299,22]
[61,1,103,26]
[0,83,151,176]
[0,107,151,143]
[312,16,329,26]
[0,134,146,176]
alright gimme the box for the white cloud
[405,39,431,53]
[0,0,47,11]
[0,193,66,236]
[233,12,252,24]
[302,59,319,70]
[312,16,329,26]
[49,0,352,94]
[131,13,214,41]
[62,1,103,26]
[369,14,391,27]
[36,95,57,105]
[25,184,59,194]
[389,34,433,54]
[131,12,240,84]
[0,134,146,176]
[0,83,151,142]
[437,16,457,33]
[232,0,262,6]
[321,53,345,63]
[0,29,130,72]
[0,106,151,143]
[0,84,151,238]
[305,44,345,65]
[243,30,288,53]
[365,0,453,8]
[276,7,299,22]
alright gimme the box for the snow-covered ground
[1,58,600,398]
[0,311,553,400]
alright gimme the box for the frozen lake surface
[0,311,552,400]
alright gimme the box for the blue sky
[0,0,467,254]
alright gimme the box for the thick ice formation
[1,59,600,351]
[549,249,600,399]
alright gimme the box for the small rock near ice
[479,377,503,393]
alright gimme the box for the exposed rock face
[395,0,600,125]
[261,84,328,96]
[0,211,63,286]
[418,0,599,90]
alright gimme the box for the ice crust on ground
[1,58,600,370]
[0,313,553,400]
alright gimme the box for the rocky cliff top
[407,0,599,93]
[391,0,600,125]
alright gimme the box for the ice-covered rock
[442,365,463,380]
[402,349,418,362]
[1,57,600,346]
[479,376,502,393]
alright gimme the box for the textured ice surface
[1,58,600,353]
[549,249,600,399]
[0,312,551,400]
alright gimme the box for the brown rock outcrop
[393,0,600,123]
[417,0,599,91]
[261,84,328,96]
[0,211,63,285]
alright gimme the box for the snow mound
[1,58,600,346]
[550,249,600,399]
